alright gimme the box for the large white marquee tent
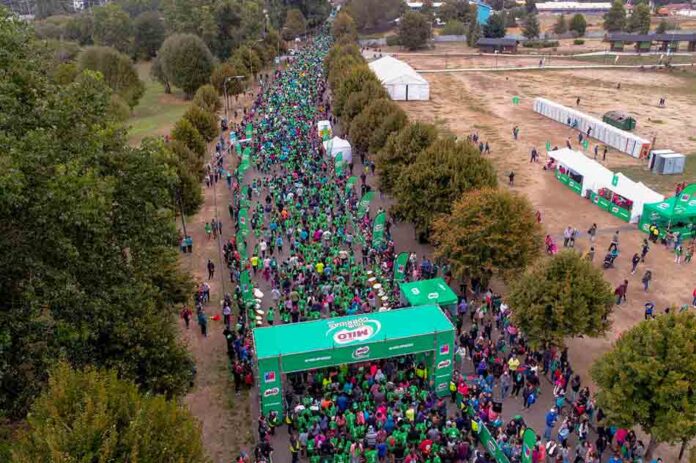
[322,136,353,164]
[534,98,651,159]
[368,56,430,101]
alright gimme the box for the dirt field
[388,51,696,459]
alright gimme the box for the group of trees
[0,12,206,459]
[552,13,588,36]
[604,0,651,34]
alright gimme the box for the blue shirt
[545,410,557,427]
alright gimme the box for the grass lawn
[617,152,696,195]
[127,61,190,145]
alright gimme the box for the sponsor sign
[352,346,370,360]
[263,387,279,397]
[327,318,381,345]
[263,371,276,383]
[439,344,450,356]
[437,359,451,370]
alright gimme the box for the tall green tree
[342,79,388,127]
[553,14,568,34]
[11,363,207,463]
[183,104,218,141]
[158,33,215,98]
[333,64,375,117]
[508,251,614,348]
[392,138,498,237]
[171,117,207,158]
[569,13,587,36]
[211,61,248,98]
[231,45,262,79]
[348,98,402,154]
[522,14,540,39]
[591,313,696,460]
[65,13,95,45]
[133,10,166,58]
[344,0,403,31]
[604,0,627,32]
[439,0,476,22]
[626,2,651,34]
[398,11,432,50]
[192,83,222,113]
[376,122,438,193]
[93,3,134,54]
[432,188,542,284]
[332,11,358,41]
[283,8,307,40]
[78,46,145,108]
[483,12,506,38]
[466,19,482,47]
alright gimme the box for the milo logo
[611,207,619,213]
[264,387,279,397]
[352,346,370,360]
[437,360,451,370]
[374,224,384,232]
[437,383,447,391]
[486,440,496,454]
[327,318,381,345]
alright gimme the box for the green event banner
[520,428,537,463]
[236,230,247,260]
[245,123,253,138]
[394,252,409,283]
[258,357,283,416]
[345,176,357,194]
[238,208,250,237]
[239,270,254,304]
[334,152,344,176]
[477,420,511,463]
[372,211,386,249]
[357,191,374,218]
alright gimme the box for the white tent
[368,56,429,101]
[323,136,352,164]
[549,148,614,196]
[534,98,651,159]
[603,173,664,223]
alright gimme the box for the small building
[536,1,611,14]
[476,38,519,53]
[407,0,491,24]
[606,33,696,52]
[603,111,636,131]
[368,56,430,101]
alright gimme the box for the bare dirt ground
[389,53,696,459]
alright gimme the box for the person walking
[544,408,558,441]
[587,223,597,242]
[563,226,573,247]
[630,253,640,274]
[181,306,192,329]
[641,270,652,292]
[207,259,215,280]
[508,171,515,186]
[197,310,208,337]
[640,239,650,262]
[614,280,628,305]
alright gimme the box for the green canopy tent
[639,183,696,239]
[399,278,459,317]
[252,305,455,416]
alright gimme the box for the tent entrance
[253,305,455,416]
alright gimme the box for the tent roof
[324,136,351,150]
[368,56,428,86]
[645,183,696,218]
[253,305,453,359]
[549,148,614,182]
[610,173,664,204]
[400,278,458,306]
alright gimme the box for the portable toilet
[649,149,686,175]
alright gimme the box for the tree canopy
[157,33,215,98]
[332,11,358,42]
[11,363,207,463]
[0,11,194,419]
[626,2,651,34]
[283,8,308,40]
[398,11,432,50]
[569,13,587,36]
[392,138,498,237]
[376,122,438,193]
[508,251,614,348]
[603,0,626,32]
[522,13,540,39]
[591,312,696,459]
[553,14,568,34]
[93,3,134,54]
[432,188,542,284]
[345,0,403,31]
[134,10,166,58]
[348,98,403,155]
[483,12,506,38]
[78,46,145,108]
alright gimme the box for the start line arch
[252,305,455,416]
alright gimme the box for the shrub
[386,35,401,46]
[573,39,585,45]
[183,105,218,142]
[192,84,222,113]
[522,40,559,48]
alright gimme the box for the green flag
[520,428,537,463]
[236,231,247,260]
[334,152,343,176]
[476,421,511,463]
[239,270,254,303]
[245,123,253,139]
[372,211,386,249]
[357,191,374,218]
[394,252,409,283]
[238,208,250,237]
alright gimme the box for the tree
[432,188,542,285]
[171,118,207,158]
[231,45,262,79]
[569,13,587,36]
[376,122,438,193]
[439,0,476,22]
[483,12,506,38]
[392,138,498,237]
[334,64,375,117]
[522,14,540,39]
[443,20,467,35]
[158,33,215,98]
[655,18,668,34]
[344,0,403,31]
[78,46,145,108]
[466,19,482,47]
[398,11,432,50]
[183,105,218,141]
[167,141,204,214]
[525,0,537,13]
[283,8,307,40]
[133,11,165,59]
[150,54,171,93]
[626,2,651,34]
[65,13,95,46]
[348,98,402,154]
[508,251,614,348]
[332,11,358,42]
[591,313,696,460]
[93,3,134,54]
[341,80,388,127]
[604,0,626,32]
[553,14,568,34]
[211,62,248,98]
[192,84,222,114]
[369,107,408,154]
[11,363,207,463]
